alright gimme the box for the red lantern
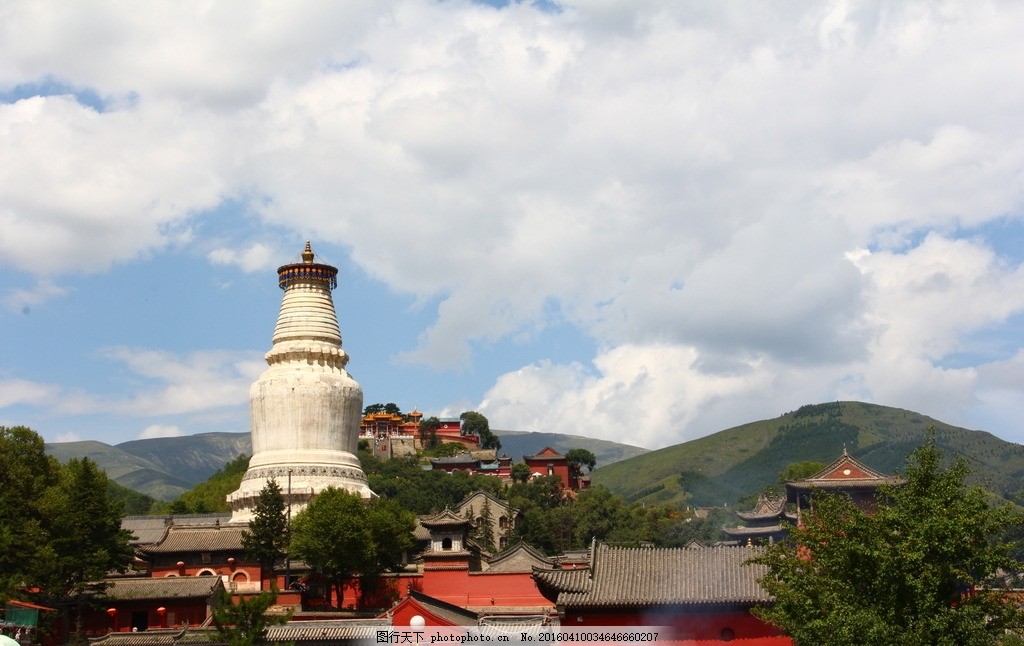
[106,608,117,618]
[227,557,236,568]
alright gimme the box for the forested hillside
[592,401,1024,507]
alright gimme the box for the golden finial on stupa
[302,241,314,263]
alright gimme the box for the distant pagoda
[228,242,372,524]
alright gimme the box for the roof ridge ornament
[302,241,314,264]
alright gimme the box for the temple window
[441,537,453,551]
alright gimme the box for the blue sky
[2,1,1024,450]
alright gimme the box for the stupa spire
[228,242,373,524]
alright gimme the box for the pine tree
[212,587,290,646]
[241,479,288,577]
[476,497,496,552]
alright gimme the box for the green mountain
[494,430,648,464]
[591,401,1024,508]
[45,430,645,500]
[46,432,251,500]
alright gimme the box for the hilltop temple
[227,243,373,524]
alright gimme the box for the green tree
[752,435,1024,646]
[160,454,250,514]
[510,462,531,483]
[566,448,597,481]
[778,460,827,483]
[418,416,440,449]
[241,478,289,578]
[570,485,623,545]
[363,403,402,416]
[473,497,497,553]
[0,426,59,603]
[289,489,415,608]
[106,480,158,515]
[212,586,291,646]
[36,458,134,597]
[460,411,500,450]
[365,498,416,576]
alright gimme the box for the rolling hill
[46,432,252,500]
[591,401,1024,508]
[45,430,647,500]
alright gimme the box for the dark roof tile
[95,576,222,601]
[137,526,245,554]
[533,544,772,608]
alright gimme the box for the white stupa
[228,242,373,524]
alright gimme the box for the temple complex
[724,449,904,542]
[787,448,904,521]
[227,243,372,524]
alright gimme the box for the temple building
[723,493,790,545]
[227,243,372,524]
[532,542,790,644]
[523,447,589,491]
[787,448,905,522]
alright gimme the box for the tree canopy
[460,411,500,450]
[566,448,597,477]
[0,426,134,629]
[289,488,415,607]
[777,460,827,483]
[212,587,290,646]
[160,454,249,514]
[752,435,1024,646]
[418,416,441,449]
[241,478,289,573]
[364,403,402,416]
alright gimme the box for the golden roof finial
[302,241,314,264]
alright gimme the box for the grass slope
[591,401,1024,508]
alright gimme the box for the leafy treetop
[461,411,500,450]
[752,433,1024,646]
[364,403,403,416]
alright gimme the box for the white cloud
[208,243,278,273]
[138,424,184,440]
[51,348,263,417]
[2,1,1024,446]
[53,431,82,443]
[0,379,61,407]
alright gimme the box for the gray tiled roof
[122,515,235,547]
[722,524,785,537]
[137,526,245,554]
[121,517,172,546]
[430,453,479,466]
[483,542,554,574]
[96,576,221,601]
[735,495,786,521]
[88,621,391,646]
[532,544,772,608]
[420,508,471,528]
[265,619,389,641]
[88,627,203,645]
[532,568,590,594]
